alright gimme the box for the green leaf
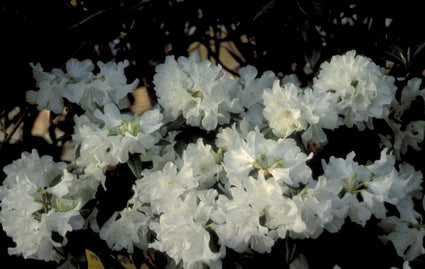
[285,238,298,264]
[254,0,278,21]
[399,51,408,66]
[413,39,425,58]
[127,154,144,179]
[380,47,405,65]
[296,0,327,20]
[166,115,186,132]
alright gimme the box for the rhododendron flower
[313,50,397,130]
[263,80,338,139]
[222,128,312,187]
[0,150,85,261]
[153,53,243,130]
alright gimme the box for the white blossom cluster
[0,150,93,261]
[313,50,397,130]
[382,77,425,160]
[26,58,138,117]
[1,50,425,268]
[72,103,163,187]
[153,53,243,130]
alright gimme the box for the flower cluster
[72,103,163,187]
[0,150,90,261]
[313,50,397,130]
[26,59,138,116]
[153,53,243,130]
[1,50,424,268]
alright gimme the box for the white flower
[30,62,56,86]
[182,138,222,188]
[12,50,425,268]
[72,115,114,185]
[394,77,425,119]
[0,202,83,261]
[267,196,307,238]
[153,54,243,130]
[367,148,396,176]
[365,161,422,223]
[379,216,425,261]
[238,65,276,127]
[291,192,334,239]
[263,80,337,139]
[299,86,339,149]
[320,149,423,227]
[0,150,85,261]
[94,104,163,163]
[26,63,68,114]
[262,81,307,138]
[48,169,74,197]
[322,152,372,192]
[394,163,423,222]
[264,187,307,238]
[28,59,138,115]
[85,60,138,111]
[401,79,421,105]
[215,120,250,152]
[65,58,95,81]
[73,105,163,183]
[1,149,66,190]
[386,119,425,160]
[43,201,84,236]
[99,207,151,253]
[1,210,52,261]
[307,176,347,233]
[67,80,109,113]
[222,129,312,187]
[321,152,374,226]
[212,194,275,254]
[239,103,266,131]
[96,60,139,109]
[240,172,284,213]
[132,162,197,214]
[212,171,304,253]
[238,65,276,108]
[149,191,223,269]
[93,102,133,128]
[300,124,329,152]
[346,150,396,219]
[299,86,339,130]
[0,178,42,214]
[313,50,397,130]
[26,80,65,114]
[141,131,181,170]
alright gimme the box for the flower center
[252,154,284,177]
[32,186,81,221]
[186,88,204,99]
[342,172,367,195]
[109,119,140,137]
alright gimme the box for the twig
[0,108,27,152]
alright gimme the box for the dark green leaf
[413,39,425,58]
[127,154,144,179]
[254,0,278,21]
[296,0,327,20]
